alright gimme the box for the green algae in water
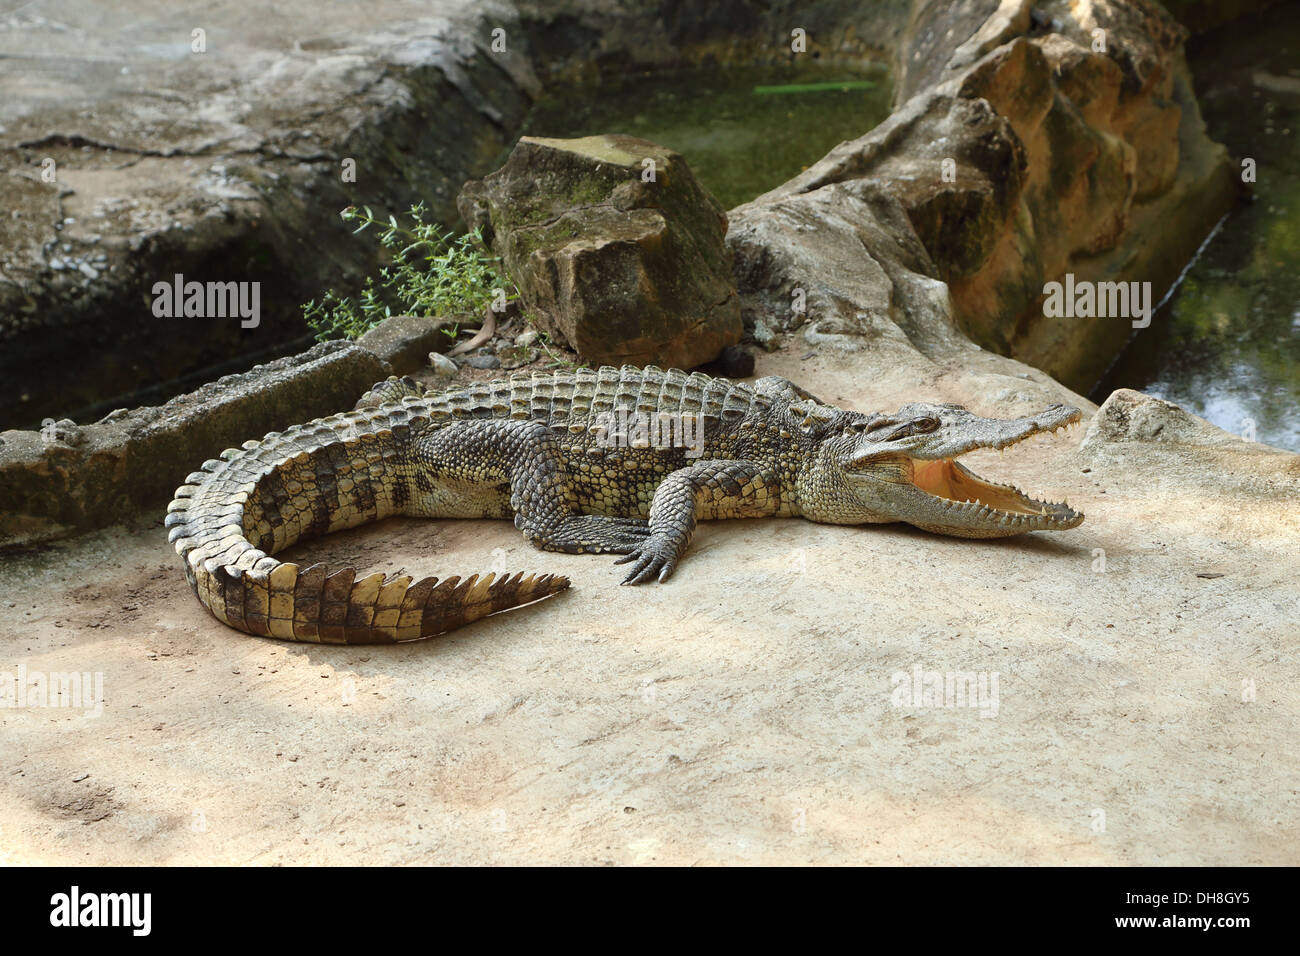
[752,80,879,95]
[521,64,893,211]
[1092,7,1300,452]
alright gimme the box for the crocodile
[167,365,1083,644]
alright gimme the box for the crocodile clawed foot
[533,515,652,554]
[614,533,681,585]
[596,520,655,554]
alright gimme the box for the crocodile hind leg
[616,459,781,585]
[412,418,652,555]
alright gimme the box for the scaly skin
[167,365,1083,643]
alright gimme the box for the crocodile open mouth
[907,456,1082,530]
[844,402,1085,535]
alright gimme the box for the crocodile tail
[187,558,569,644]
[165,404,569,644]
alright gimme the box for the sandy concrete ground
[1,350,1297,865]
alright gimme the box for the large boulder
[729,0,1239,394]
[457,134,742,370]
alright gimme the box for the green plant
[532,329,587,371]
[302,202,514,342]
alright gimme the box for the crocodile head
[818,400,1084,538]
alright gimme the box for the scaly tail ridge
[200,561,569,644]
[166,401,569,644]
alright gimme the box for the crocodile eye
[912,416,940,433]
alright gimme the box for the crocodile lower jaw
[909,457,1082,530]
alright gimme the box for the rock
[39,418,83,447]
[1081,388,1270,452]
[1078,387,1300,510]
[0,1,542,430]
[356,314,459,375]
[495,345,540,371]
[729,0,1238,394]
[463,353,501,370]
[458,134,742,370]
[514,330,540,348]
[0,342,389,548]
[428,352,458,377]
[750,316,778,351]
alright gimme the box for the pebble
[464,354,501,370]
[751,317,777,350]
[78,263,99,280]
[497,345,538,370]
[515,329,539,347]
[428,351,457,376]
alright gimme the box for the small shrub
[302,202,514,342]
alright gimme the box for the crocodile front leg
[616,459,781,585]
[414,419,651,554]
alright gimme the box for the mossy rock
[458,134,742,369]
